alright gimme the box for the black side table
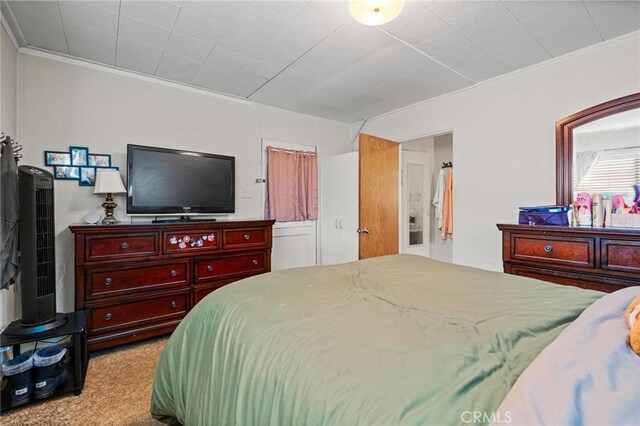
[0,310,89,413]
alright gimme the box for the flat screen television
[126,144,235,215]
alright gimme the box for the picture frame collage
[44,147,117,186]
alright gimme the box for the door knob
[357,228,370,234]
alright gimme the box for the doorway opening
[400,133,453,262]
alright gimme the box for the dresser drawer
[86,233,158,261]
[222,228,268,250]
[87,260,189,299]
[510,266,627,293]
[163,230,219,254]
[192,277,240,305]
[601,239,640,273]
[195,252,267,282]
[511,235,594,268]
[90,291,188,333]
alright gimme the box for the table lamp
[94,169,127,225]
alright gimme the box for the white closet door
[320,152,358,265]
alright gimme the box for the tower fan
[5,166,67,335]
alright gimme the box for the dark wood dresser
[497,224,640,293]
[70,219,274,351]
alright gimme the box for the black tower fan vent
[5,166,67,335]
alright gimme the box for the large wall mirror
[556,93,640,206]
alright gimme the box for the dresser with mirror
[498,93,640,292]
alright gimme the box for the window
[573,147,640,200]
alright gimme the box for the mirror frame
[556,92,640,206]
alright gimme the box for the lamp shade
[94,169,126,195]
[350,0,405,26]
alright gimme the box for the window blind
[573,147,640,196]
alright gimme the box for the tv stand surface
[152,216,217,224]
[70,219,275,351]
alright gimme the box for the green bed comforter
[151,254,602,426]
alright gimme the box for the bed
[151,254,639,425]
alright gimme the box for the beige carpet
[1,337,167,425]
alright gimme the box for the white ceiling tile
[292,1,352,33]
[87,1,121,13]
[117,15,171,50]
[241,59,282,80]
[426,42,509,82]
[7,1,69,54]
[156,50,201,83]
[164,32,214,63]
[425,1,517,41]
[518,2,603,57]
[379,1,431,32]
[192,54,240,91]
[268,22,328,55]
[59,1,119,34]
[205,46,253,72]
[413,26,472,58]
[385,6,451,44]
[217,2,291,53]
[501,1,563,21]
[120,0,181,30]
[224,71,269,98]
[473,22,551,70]
[255,42,302,68]
[64,21,116,64]
[584,1,640,40]
[181,0,245,22]
[216,25,270,57]
[258,1,309,20]
[172,7,229,44]
[298,21,395,75]
[116,37,163,75]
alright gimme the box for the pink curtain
[265,147,318,222]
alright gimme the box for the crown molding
[0,3,24,51]
[19,47,253,106]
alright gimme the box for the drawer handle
[244,234,250,240]
[104,277,112,286]
[544,245,553,253]
[252,259,258,266]
[170,301,177,309]
[170,270,177,277]
[207,265,214,272]
[120,242,129,249]
[104,313,112,321]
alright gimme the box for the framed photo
[54,166,80,180]
[44,151,71,166]
[70,146,89,166]
[88,153,111,167]
[79,167,96,186]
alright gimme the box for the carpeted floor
[1,337,167,425]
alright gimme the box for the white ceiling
[3,1,640,123]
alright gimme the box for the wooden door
[359,134,399,259]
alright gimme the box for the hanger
[442,161,453,169]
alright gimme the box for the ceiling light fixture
[350,0,405,26]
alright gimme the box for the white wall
[14,51,350,320]
[361,33,640,272]
[1,23,19,329]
